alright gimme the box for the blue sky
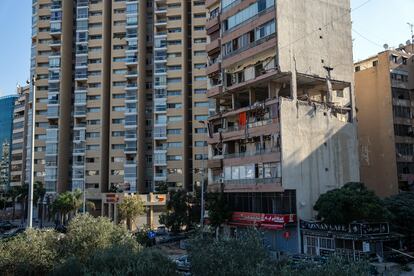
[0,0,413,96]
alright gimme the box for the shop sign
[350,222,389,235]
[300,220,348,233]
[231,212,297,226]
[301,220,390,236]
[106,193,120,203]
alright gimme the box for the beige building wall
[355,45,414,195]
[355,53,399,197]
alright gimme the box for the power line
[352,28,384,49]
[278,0,374,51]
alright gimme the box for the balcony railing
[222,147,279,159]
[219,178,280,185]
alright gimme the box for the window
[167,103,182,109]
[167,90,181,96]
[194,102,209,107]
[224,0,275,31]
[168,116,182,123]
[195,128,207,133]
[167,155,182,161]
[167,142,182,148]
[194,89,207,95]
[168,129,182,135]
[195,154,208,160]
[195,141,207,147]
[195,115,208,121]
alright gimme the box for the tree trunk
[127,218,132,231]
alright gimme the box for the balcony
[207,85,223,98]
[222,35,277,69]
[125,57,138,65]
[154,173,167,181]
[125,146,137,154]
[126,82,138,90]
[206,39,221,56]
[206,62,221,76]
[206,0,220,8]
[208,118,279,143]
[206,15,220,35]
[209,177,283,193]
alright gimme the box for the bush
[188,229,278,276]
[0,229,60,275]
[53,246,178,276]
[61,213,138,262]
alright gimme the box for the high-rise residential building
[0,95,18,191]
[153,0,209,192]
[10,85,31,188]
[355,43,414,196]
[205,0,359,253]
[29,0,207,212]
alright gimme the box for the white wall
[279,98,360,220]
[276,0,354,83]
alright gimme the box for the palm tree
[117,195,145,231]
[51,189,83,225]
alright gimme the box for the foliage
[188,229,278,276]
[0,229,60,275]
[117,195,145,230]
[206,192,232,228]
[314,182,389,224]
[384,192,414,236]
[51,189,83,224]
[52,246,178,276]
[155,182,169,194]
[135,224,154,247]
[160,190,192,233]
[60,213,137,262]
[188,230,371,276]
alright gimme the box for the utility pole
[27,76,36,228]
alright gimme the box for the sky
[0,0,413,96]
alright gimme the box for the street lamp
[198,120,208,228]
[26,76,37,228]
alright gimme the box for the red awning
[260,223,285,230]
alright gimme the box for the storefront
[101,193,167,230]
[300,220,403,260]
[225,212,299,255]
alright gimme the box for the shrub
[0,229,60,275]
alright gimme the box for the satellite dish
[383,44,389,50]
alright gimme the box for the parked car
[0,221,17,233]
[0,227,25,240]
[175,255,191,272]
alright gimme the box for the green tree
[314,182,389,224]
[117,195,145,230]
[188,229,278,276]
[160,190,192,233]
[0,229,60,275]
[206,192,232,236]
[51,189,83,224]
[61,213,137,262]
[384,192,414,246]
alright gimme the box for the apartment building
[152,0,209,192]
[0,95,18,191]
[29,0,207,212]
[10,85,31,188]
[205,0,359,253]
[355,43,414,196]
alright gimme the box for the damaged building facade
[355,44,414,195]
[205,0,360,254]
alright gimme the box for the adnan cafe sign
[230,212,297,230]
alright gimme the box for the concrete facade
[280,98,360,220]
[355,45,414,195]
[205,0,359,253]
